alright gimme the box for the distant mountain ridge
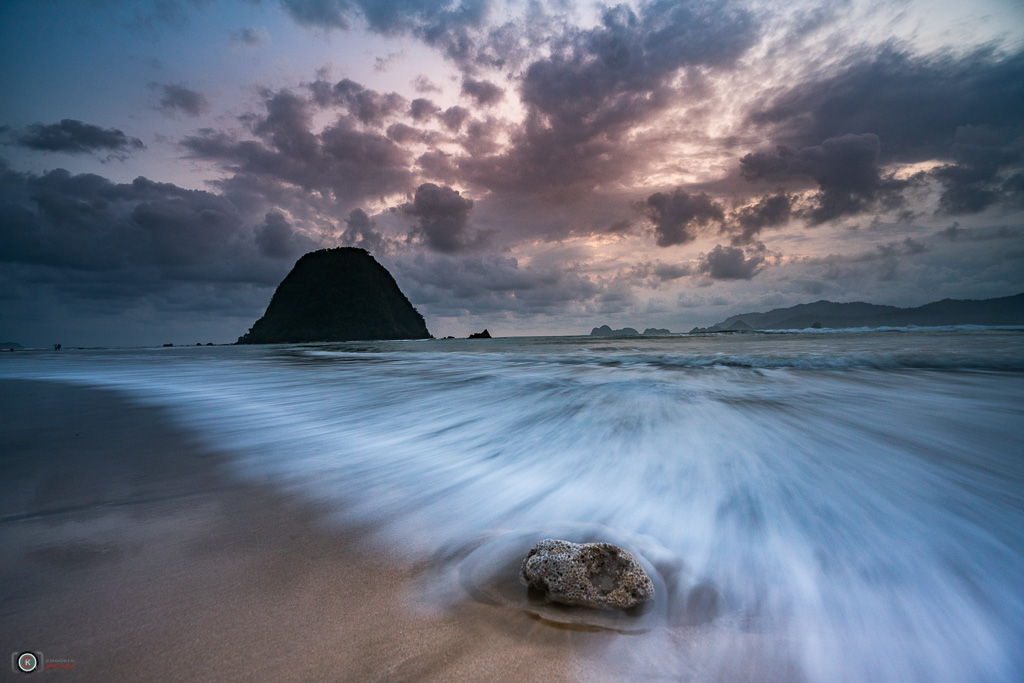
[692,293,1024,332]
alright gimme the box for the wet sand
[0,380,579,681]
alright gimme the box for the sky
[1,0,1023,346]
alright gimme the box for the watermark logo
[12,651,41,673]
[11,652,75,673]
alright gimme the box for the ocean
[3,328,1023,681]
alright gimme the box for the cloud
[458,0,758,200]
[416,150,458,183]
[392,251,626,321]
[340,207,388,254]
[727,193,792,245]
[741,134,909,224]
[255,211,307,258]
[412,75,442,93]
[233,26,270,47]
[400,182,478,252]
[13,119,144,158]
[460,117,502,155]
[803,236,928,266]
[793,236,934,284]
[747,46,1024,216]
[440,105,470,131]
[643,188,725,247]
[935,222,1023,242]
[0,162,309,279]
[280,0,353,30]
[181,87,413,205]
[697,244,766,280]
[374,50,404,72]
[309,77,407,126]
[748,46,1024,160]
[280,0,491,42]
[409,97,441,121]
[386,122,431,144]
[155,84,210,117]
[461,77,503,105]
[628,260,693,287]
[930,126,1024,214]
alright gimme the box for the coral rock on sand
[520,539,654,610]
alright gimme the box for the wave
[2,331,1023,681]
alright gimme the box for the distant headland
[690,293,1024,332]
[237,248,431,344]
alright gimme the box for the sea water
[3,328,1023,681]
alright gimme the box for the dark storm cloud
[340,208,389,254]
[310,78,407,126]
[741,134,909,224]
[643,188,725,247]
[726,193,791,245]
[181,87,412,205]
[156,84,210,117]
[697,244,766,280]
[931,126,1024,214]
[461,77,503,105]
[748,46,1024,216]
[13,120,144,157]
[749,46,1024,160]
[460,0,758,199]
[400,182,478,252]
[254,211,307,258]
[0,161,308,281]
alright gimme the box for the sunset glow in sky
[2,0,1023,345]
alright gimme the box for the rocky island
[590,325,673,336]
[237,248,430,344]
[590,325,640,336]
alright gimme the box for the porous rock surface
[520,539,654,610]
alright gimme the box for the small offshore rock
[520,539,654,610]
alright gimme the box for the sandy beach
[0,380,578,681]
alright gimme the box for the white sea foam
[3,330,1023,681]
